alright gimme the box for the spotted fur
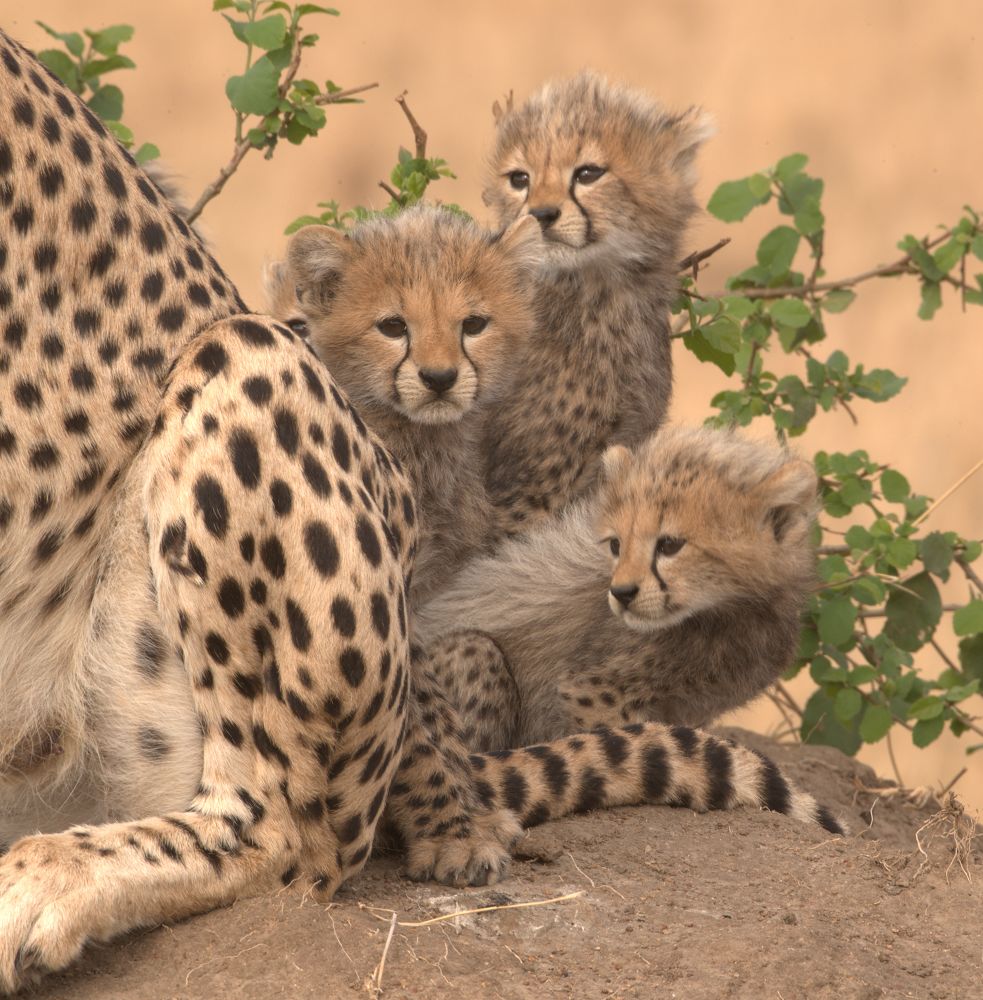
[481,71,713,532]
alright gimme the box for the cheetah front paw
[0,832,104,994]
[404,808,521,888]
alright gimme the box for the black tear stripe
[568,183,594,245]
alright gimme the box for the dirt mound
[34,731,982,1000]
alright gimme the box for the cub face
[595,429,818,632]
[283,207,541,425]
[484,71,713,267]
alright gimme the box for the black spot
[331,424,351,471]
[3,317,25,349]
[187,542,208,581]
[70,364,95,392]
[239,534,255,563]
[252,724,289,768]
[301,452,331,497]
[137,176,159,205]
[299,360,326,402]
[194,475,229,538]
[188,282,211,307]
[330,597,356,637]
[250,578,267,604]
[303,520,339,578]
[273,408,299,455]
[704,739,734,811]
[502,767,529,813]
[98,339,120,366]
[205,632,230,665]
[40,283,61,312]
[13,97,34,128]
[218,577,246,619]
[70,198,97,233]
[195,341,227,377]
[30,441,58,469]
[70,132,92,164]
[141,271,164,303]
[597,727,630,767]
[33,243,57,273]
[671,725,698,756]
[243,376,273,406]
[102,163,127,200]
[136,623,168,679]
[73,309,100,338]
[337,814,362,845]
[269,479,292,516]
[228,428,261,490]
[12,203,34,234]
[42,114,60,144]
[260,535,286,579]
[287,691,312,721]
[234,318,276,348]
[370,593,390,639]
[35,530,62,564]
[641,744,670,801]
[233,672,262,700]
[103,279,127,306]
[138,727,171,760]
[355,517,382,567]
[140,220,167,253]
[574,768,608,813]
[285,598,312,652]
[39,163,63,198]
[158,304,186,332]
[340,647,366,687]
[1,47,20,76]
[31,490,53,521]
[539,748,570,797]
[133,347,166,371]
[13,379,42,410]
[159,518,186,557]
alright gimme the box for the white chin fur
[403,399,467,425]
[608,597,692,632]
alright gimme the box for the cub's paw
[0,832,101,994]
[404,809,521,888]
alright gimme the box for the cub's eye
[462,315,489,337]
[376,316,408,339]
[608,538,620,557]
[573,164,606,185]
[287,317,308,338]
[655,536,686,557]
[507,170,530,191]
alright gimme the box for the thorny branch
[377,93,428,203]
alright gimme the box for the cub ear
[750,459,818,542]
[494,214,544,274]
[662,106,715,186]
[601,444,632,482]
[285,225,350,313]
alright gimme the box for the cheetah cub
[482,72,714,531]
[418,426,820,745]
[282,205,541,605]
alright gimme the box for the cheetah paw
[404,808,521,888]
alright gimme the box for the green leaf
[85,25,134,56]
[953,600,983,636]
[852,577,886,605]
[213,0,236,9]
[912,716,945,748]
[958,634,983,681]
[932,238,964,274]
[775,153,808,181]
[104,120,133,145]
[769,298,812,329]
[918,281,942,320]
[225,55,280,115]
[919,531,953,577]
[721,295,756,320]
[227,13,288,50]
[701,316,741,354]
[801,689,862,755]
[859,704,893,743]
[853,368,907,402]
[682,329,736,375]
[880,469,910,502]
[36,49,81,92]
[296,3,340,14]
[757,226,800,277]
[972,232,983,262]
[818,597,857,646]
[822,289,856,313]
[86,84,124,122]
[845,525,873,550]
[908,695,944,721]
[834,687,863,722]
[82,55,136,79]
[884,572,942,651]
[793,201,824,236]
[707,176,770,222]
[886,537,918,570]
[134,142,160,165]
[747,173,771,198]
[36,21,84,56]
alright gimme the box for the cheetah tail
[468,722,847,836]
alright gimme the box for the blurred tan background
[5,1,982,811]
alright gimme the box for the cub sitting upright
[481,72,713,531]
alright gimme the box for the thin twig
[956,555,983,595]
[913,455,983,527]
[395,91,427,160]
[366,912,398,998]
[378,181,401,201]
[313,81,379,106]
[818,544,851,556]
[858,603,962,619]
[678,237,731,278]
[359,890,586,928]
[884,729,904,787]
[706,227,955,300]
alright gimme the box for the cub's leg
[469,723,846,835]
[0,317,414,992]
[383,661,520,888]
[422,631,520,752]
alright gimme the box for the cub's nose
[419,367,458,394]
[609,584,639,608]
[530,206,561,230]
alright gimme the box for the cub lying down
[416,426,819,748]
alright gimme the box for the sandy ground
[28,730,982,1000]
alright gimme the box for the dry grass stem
[358,889,587,929]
